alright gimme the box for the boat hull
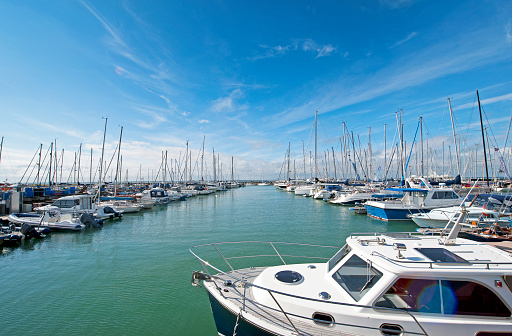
[208,291,277,336]
[365,204,423,220]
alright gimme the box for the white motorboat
[191,212,512,336]
[99,200,141,213]
[34,194,95,215]
[8,211,85,231]
[294,184,316,195]
[410,205,511,228]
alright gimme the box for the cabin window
[54,200,76,208]
[432,191,459,200]
[504,275,512,292]
[375,278,510,317]
[374,278,442,313]
[327,245,351,272]
[332,254,383,301]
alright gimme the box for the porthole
[380,323,403,336]
[312,312,334,327]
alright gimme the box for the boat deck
[486,240,512,254]
[207,267,363,336]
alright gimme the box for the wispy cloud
[302,39,337,58]
[506,21,512,44]
[390,32,418,48]
[456,92,512,110]
[198,119,210,124]
[211,89,245,113]
[130,104,168,129]
[378,0,415,8]
[268,26,512,129]
[249,39,339,60]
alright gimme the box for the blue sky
[1,0,512,183]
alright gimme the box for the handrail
[190,241,429,336]
[370,250,512,269]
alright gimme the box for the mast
[287,142,290,180]
[90,148,93,185]
[420,116,424,177]
[231,156,234,182]
[448,98,460,176]
[213,148,216,182]
[48,142,53,187]
[384,124,386,182]
[97,117,108,202]
[477,90,489,186]
[332,147,337,180]
[114,126,123,195]
[314,110,318,180]
[77,143,82,185]
[37,143,42,185]
[368,127,372,181]
[201,135,205,183]
[0,136,3,167]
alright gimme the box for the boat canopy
[385,187,428,192]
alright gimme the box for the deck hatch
[414,248,468,263]
[275,270,303,284]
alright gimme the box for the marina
[2,1,512,335]
[1,185,421,335]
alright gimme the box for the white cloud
[506,21,512,44]
[250,39,338,60]
[390,32,418,48]
[198,119,210,124]
[211,89,244,113]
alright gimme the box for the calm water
[1,186,417,335]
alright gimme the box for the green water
[1,186,417,335]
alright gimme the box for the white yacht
[365,177,462,220]
[410,205,511,229]
[191,216,512,335]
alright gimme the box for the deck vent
[275,270,303,285]
[318,291,331,300]
[380,323,403,335]
[312,312,334,327]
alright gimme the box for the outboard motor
[79,213,103,228]
[104,206,122,218]
[20,223,45,239]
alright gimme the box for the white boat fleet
[2,182,238,244]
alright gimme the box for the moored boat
[191,213,512,335]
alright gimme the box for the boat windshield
[332,254,383,301]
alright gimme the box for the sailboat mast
[384,123,386,182]
[49,142,53,187]
[477,90,490,186]
[0,136,3,166]
[213,148,216,182]
[448,98,460,177]
[368,127,372,181]
[77,143,81,185]
[420,116,424,177]
[315,110,318,180]
[201,136,205,183]
[287,142,290,181]
[114,126,123,195]
[98,118,108,202]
